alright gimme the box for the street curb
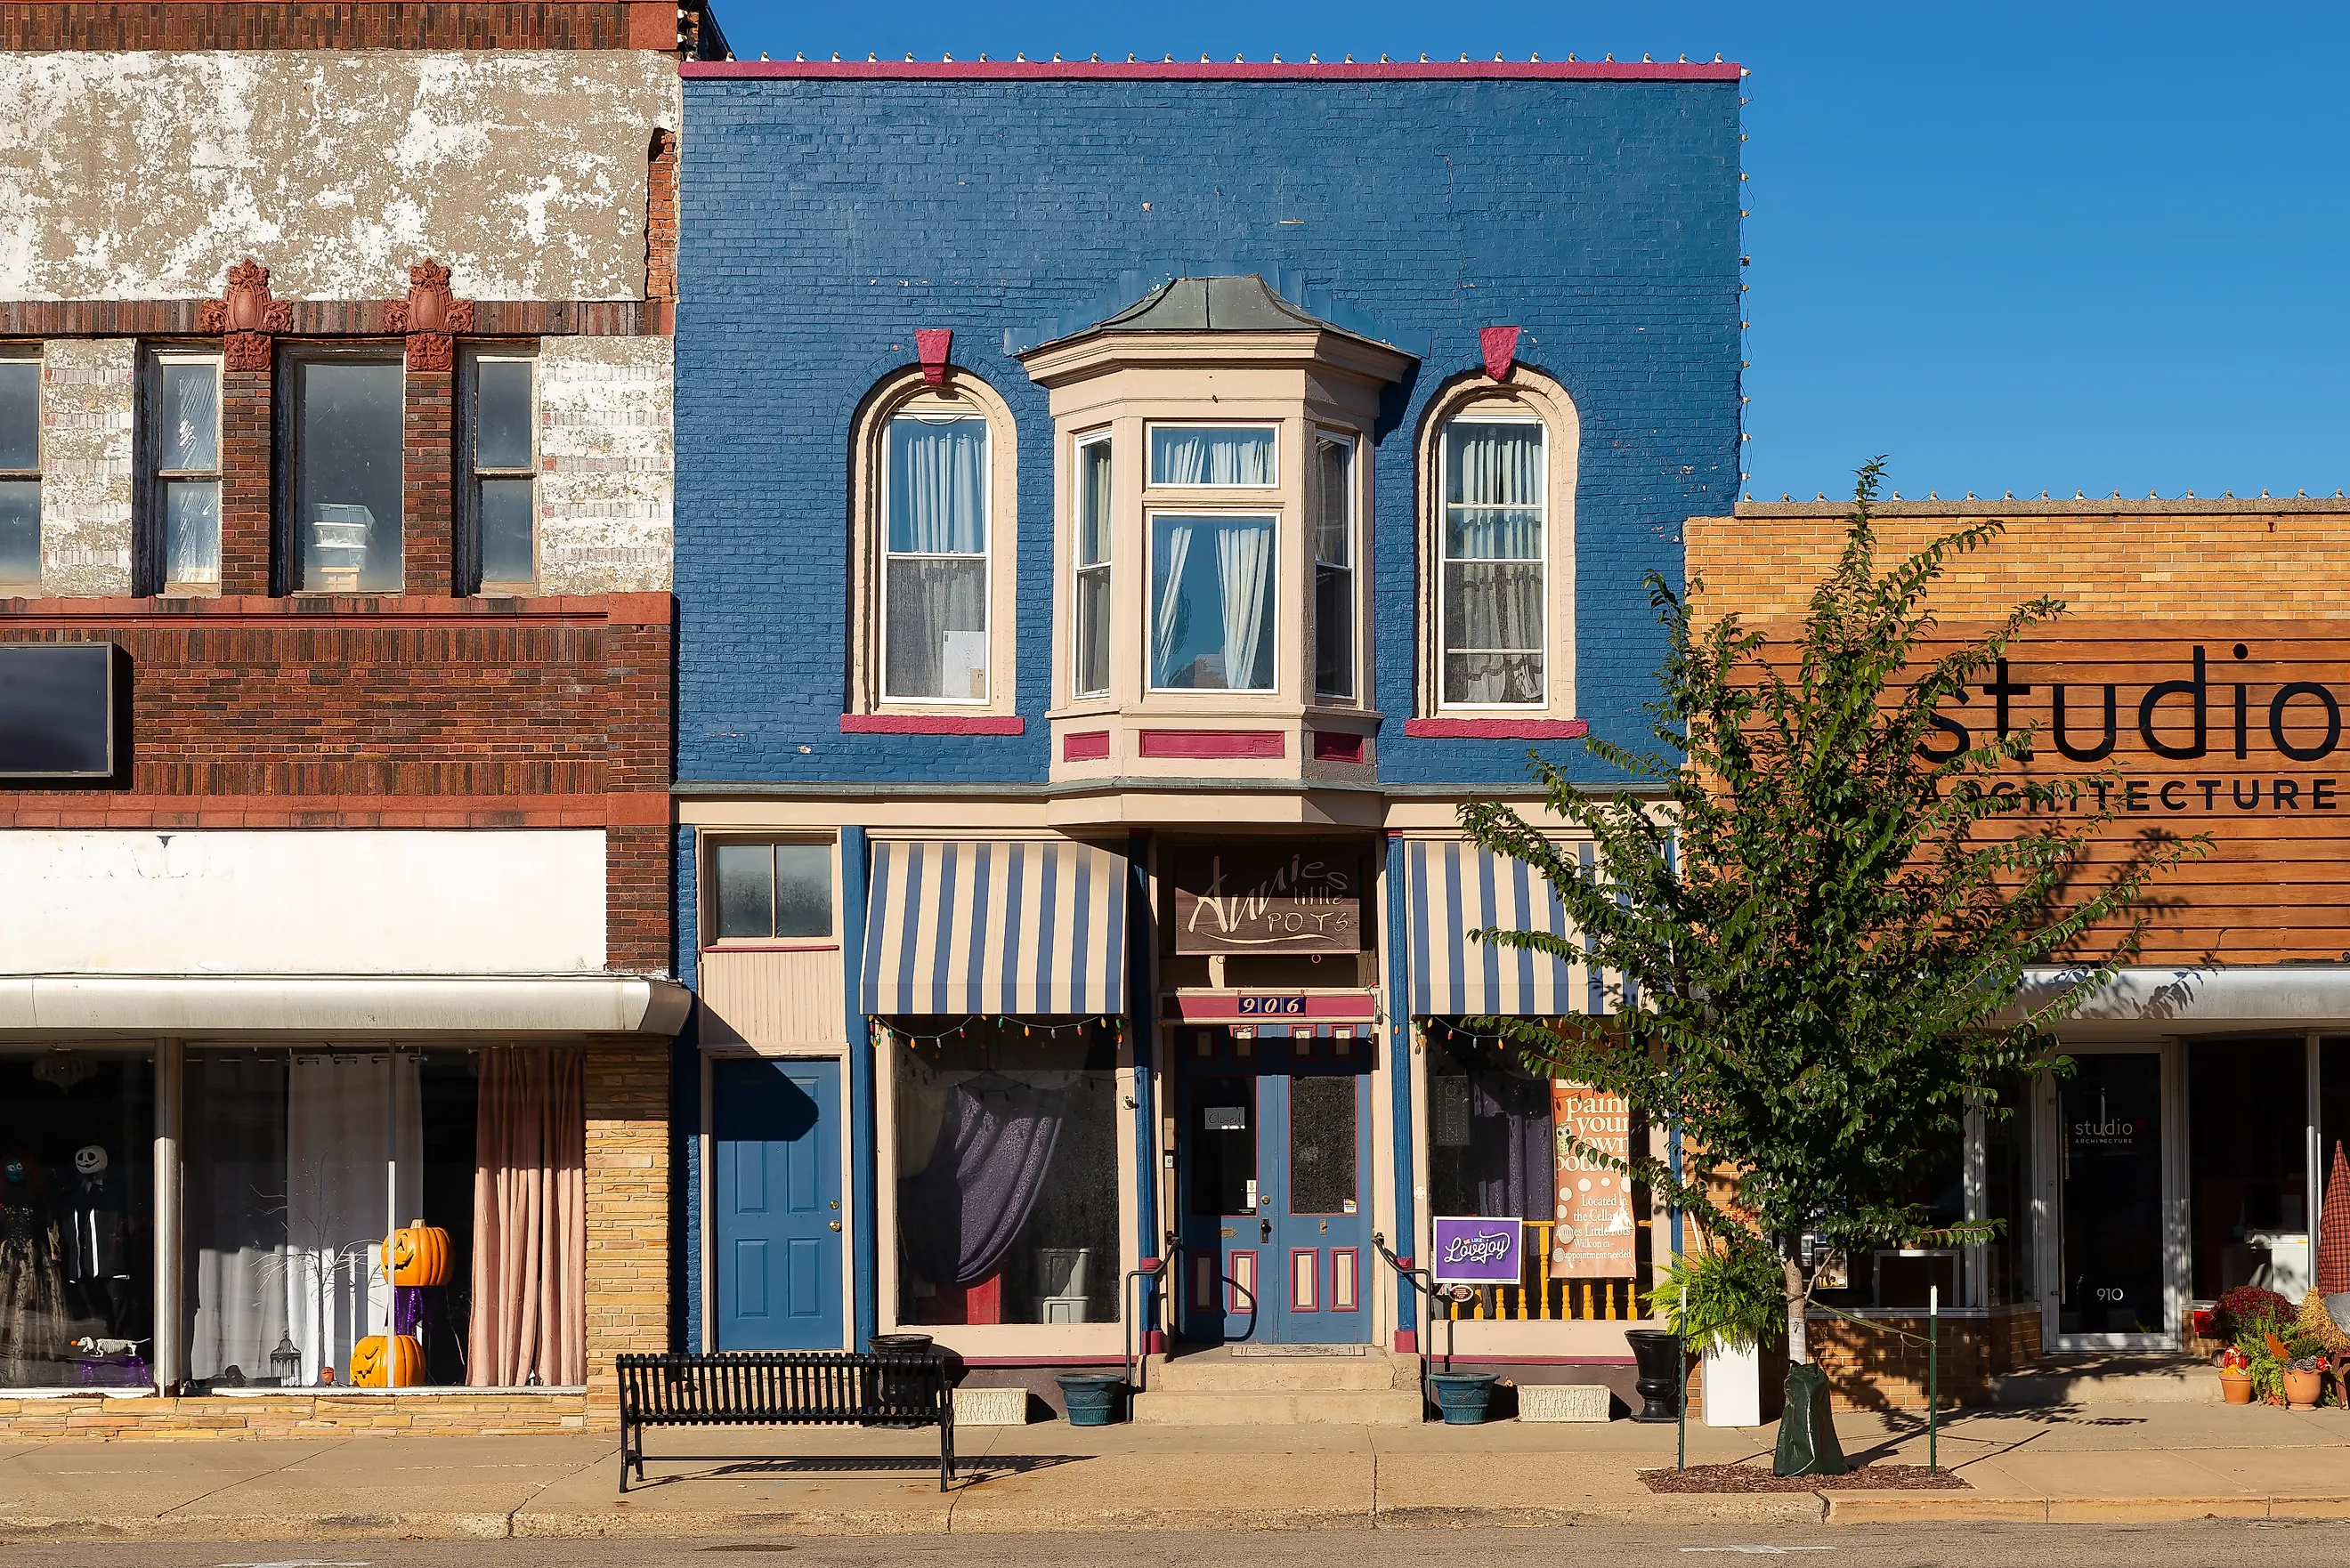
[1827,1493,2350,1524]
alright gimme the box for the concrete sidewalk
[0,1402,2345,1539]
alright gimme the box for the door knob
[1260,1217,1272,1243]
[829,1221,842,1232]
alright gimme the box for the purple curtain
[898,1075,1067,1288]
[1471,1071,1555,1223]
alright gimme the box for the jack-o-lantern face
[384,1221,452,1286]
[348,1333,425,1387]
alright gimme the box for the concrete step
[1988,1353,2218,1406]
[1152,1347,1414,1394]
[1130,1387,1427,1426]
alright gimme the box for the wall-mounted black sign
[0,643,115,779]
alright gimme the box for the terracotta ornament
[385,259,478,372]
[1479,325,1520,383]
[197,258,293,372]
[915,327,953,387]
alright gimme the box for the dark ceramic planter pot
[1623,1329,1685,1423]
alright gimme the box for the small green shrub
[1644,1238,1787,1355]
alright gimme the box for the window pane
[1443,561,1544,706]
[160,360,219,472]
[1149,514,1276,691]
[478,478,535,586]
[0,360,36,471]
[294,360,403,593]
[773,843,833,939]
[1076,439,1111,568]
[887,417,986,555]
[2188,1039,2309,1299]
[1074,564,1111,699]
[163,480,221,587]
[895,1020,1121,1325]
[884,556,987,699]
[1150,426,1276,487]
[713,844,775,940]
[1424,1031,1554,1221]
[0,1052,154,1389]
[1444,422,1543,507]
[1289,1073,1357,1215]
[1314,562,1354,702]
[474,360,533,470]
[0,480,38,585]
[1446,506,1543,562]
[1315,440,1351,567]
[1189,1072,1256,1216]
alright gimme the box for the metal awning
[1403,837,1612,1017]
[0,974,693,1039]
[862,838,1127,1016]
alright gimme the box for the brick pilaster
[604,593,674,974]
[217,360,273,596]
[645,127,678,311]
[402,359,456,595]
[585,1039,671,1427]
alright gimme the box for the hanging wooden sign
[1170,845,1363,954]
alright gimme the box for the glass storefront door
[2047,1049,2176,1346]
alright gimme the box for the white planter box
[1702,1341,1764,1427]
[1518,1382,1611,1422]
[952,1386,1030,1426]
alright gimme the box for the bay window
[1072,434,1112,699]
[1149,513,1276,691]
[1313,435,1357,703]
[1148,424,1276,488]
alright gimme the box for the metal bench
[615,1350,956,1492]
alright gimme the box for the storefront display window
[890,1018,1120,1327]
[182,1047,584,1391]
[1426,1028,1552,1224]
[2188,1039,2310,1300]
[1981,1086,2034,1306]
[0,1051,153,1388]
[1815,1137,1965,1312]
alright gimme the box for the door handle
[829,1221,842,1232]
[1260,1217,1272,1243]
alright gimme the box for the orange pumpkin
[384,1220,451,1286]
[348,1333,425,1387]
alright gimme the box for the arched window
[1419,371,1579,719]
[848,370,1018,719]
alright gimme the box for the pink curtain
[468,1049,586,1387]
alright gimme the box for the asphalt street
[0,1524,2341,1568]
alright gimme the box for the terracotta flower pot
[2284,1368,2325,1410]
[2219,1370,2255,1404]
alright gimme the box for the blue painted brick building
[673,60,1740,1403]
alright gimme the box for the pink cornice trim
[839,714,1026,735]
[1405,717,1591,740]
[685,61,1741,83]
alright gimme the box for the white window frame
[466,347,539,594]
[1435,411,1549,712]
[1145,421,1280,489]
[145,347,223,596]
[0,347,42,592]
[879,408,993,706]
[1144,506,1282,695]
[1312,430,1360,706]
[1070,429,1113,700]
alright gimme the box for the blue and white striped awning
[862,839,1128,1015]
[1403,837,1616,1017]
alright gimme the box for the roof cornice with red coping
[685,59,1742,82]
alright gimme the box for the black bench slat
[616,1351,956,1493]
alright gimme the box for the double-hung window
[287,354,404,593]
[150,351,223,593]
[469,352,538,592]
[882,412,991,702]
[1147,423,1278,693]
[0,353,40,588]
[1438,416,1547,707]
[1313,434,1357,703]
[1071,433,1112,699]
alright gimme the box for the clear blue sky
[709,1,2350,505]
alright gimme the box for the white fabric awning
[1403,837,1615,1017]
[0,974,693,1039]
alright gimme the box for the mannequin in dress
[0,1156,65,1384]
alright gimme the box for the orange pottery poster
[1552,1084,1636,1276]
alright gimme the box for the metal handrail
[1371,1231,1472,1418]
[1122,1255,1164,1394]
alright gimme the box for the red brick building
[0,3,719,1435]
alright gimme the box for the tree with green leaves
[1460,462,2205,1382]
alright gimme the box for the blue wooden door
[713,1058,843,1349]
[1179,1028,1372,1344]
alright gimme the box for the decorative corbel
[1479,325,1521,383]
[197,259,293,373]
[385,259,477,372]
[915,328,953,387]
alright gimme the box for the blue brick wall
[677,77,1741,789]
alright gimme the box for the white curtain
[885,417,988,699]
[184,1054,288,1383]
[1151,427,1276,487]
[1444,423,1544,560]
[1150,521,1195,684]
[1213,519,1275,690]
[887,417,986,553]
[283,1054,421,1386]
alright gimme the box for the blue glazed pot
[1428,1371,1498,1425]
[1055,1371,1126,1426]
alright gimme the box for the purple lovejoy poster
[1430,1216,1525,1284]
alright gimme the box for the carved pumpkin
[348,1333,425,1387]
[384,1220,451,1286]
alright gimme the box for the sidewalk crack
[155,1438,353,1524]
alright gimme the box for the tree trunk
[1783,1255,1809,1365]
